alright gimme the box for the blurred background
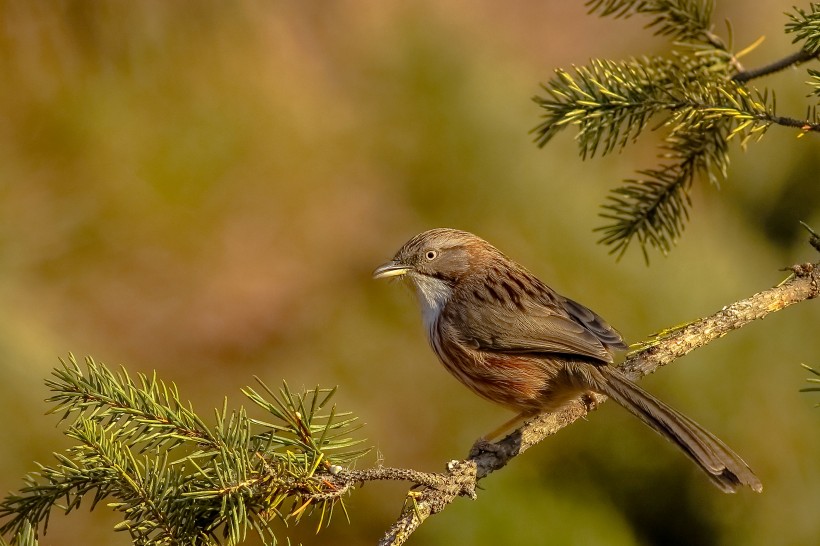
[1,1,819,545]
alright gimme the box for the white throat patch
[410,274,453,333]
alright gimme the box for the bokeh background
[1,1,819,545]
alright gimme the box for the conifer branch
[533,55,818,258]
[533,2,820,260]
[532,57,680,158]
[0,357,370,546]
[595,125,728,260]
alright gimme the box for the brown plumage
[373,228,761,493]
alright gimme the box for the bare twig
[750,112,820,132]
[801,221,820,253]
[732,48,818,83]
[327,258,819,546]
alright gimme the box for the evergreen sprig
[0,355,370,545]
[586,0,719,45]
[534,53,778,259]
[533,1,820,260]
[786,3,820,55]
[596,124,730,259]
[532,55,771,158]
[533,57,678,159]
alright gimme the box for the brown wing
[558,295,627,352]
[452,279,626,363]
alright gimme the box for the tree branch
[731,49,820,132]
[753,113,820,132]
[327,258,819,546]
[731,48,819,83]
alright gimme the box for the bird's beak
[372,260,411,279]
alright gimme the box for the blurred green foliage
[0,1,818,545]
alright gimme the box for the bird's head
[373,228,494,318]
[372,228,493,283]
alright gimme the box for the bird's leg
[482,412,532,442]
[470,411,536,456]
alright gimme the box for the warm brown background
[1,1,819,545]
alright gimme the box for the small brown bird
[373,228,761,493]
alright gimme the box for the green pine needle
[0,520,38,546]
[807,68,820,100]
[800,363,820,407]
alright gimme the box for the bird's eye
[425,250,438,261]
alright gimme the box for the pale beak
[372,260,411,279]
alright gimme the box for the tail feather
[596,367,762,493]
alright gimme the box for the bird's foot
[469,437,503,458]
[581,392,599,412]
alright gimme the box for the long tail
[594,366,762,493]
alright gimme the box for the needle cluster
[533,1,820,260]
[0,356,369,546]
[787,3,820,55]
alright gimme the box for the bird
[372,228,761,493]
